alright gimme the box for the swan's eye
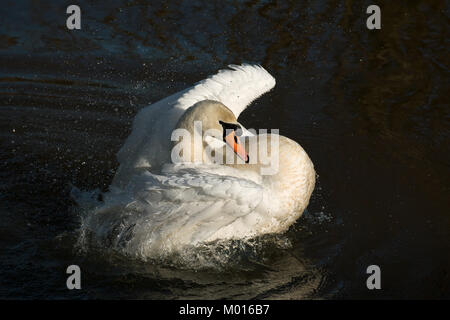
[219,121,241,133]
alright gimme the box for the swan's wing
[115,89,187,169]
[113,64,275,188]
[100,167,263,253]
[112,89,188,187]
[176,64,276,118]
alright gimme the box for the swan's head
[173,100,249,164]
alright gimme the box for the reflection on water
[0,0,449,299]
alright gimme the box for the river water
[0,0,449,299]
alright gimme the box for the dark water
[0,0,449,299]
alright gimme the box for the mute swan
[81,64,315,257]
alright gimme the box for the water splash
[72,186,297,270]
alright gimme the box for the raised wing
[176,64,276,118]
[113,64,275,188]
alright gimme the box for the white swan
[81,64,315,257]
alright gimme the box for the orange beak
[224,131,249,163]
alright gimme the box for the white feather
[87,165,264,256]
[176,64,276,118]
[112,64,275,188]
[74,65,316,259]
